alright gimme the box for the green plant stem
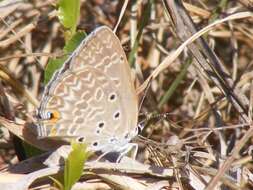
[158,58,192,109]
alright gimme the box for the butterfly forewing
[70,27,138,134]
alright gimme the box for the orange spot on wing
[50,127,57,136]
[49,110,61,123]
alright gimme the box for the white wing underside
[37,26,138,152]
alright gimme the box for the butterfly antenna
[137,112,178,134]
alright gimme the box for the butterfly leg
[94,143,138,162]
[95,150,112,162]
[116,143,138,163]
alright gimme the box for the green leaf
[49,176,64,190]
[63,31,86,53]
[64,142,91,190]
[45,0,84,84]
[44,31,86,84]
[58,0,81,36]
[23,141,44,158]
[44,57,66,84]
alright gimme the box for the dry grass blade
[137,11,253,94]
[113,0,129,33]
[0,65,38,107]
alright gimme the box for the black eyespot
[46,110,60,121]
[93,142,98,146]
[77,137,85,142]
[47,111,53,119]
[96,130,100,134]
[120,55,124,62]
[109,93,116,101]
[98,122,104,128]
[114,111,120,119]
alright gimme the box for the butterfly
[36,26,139,160]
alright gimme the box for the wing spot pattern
[95,87,104,101]
[98,122,105,128]
[113,111,120,120]
[92,142,98,147]
[108,93,117,102]
[87,106,105,121]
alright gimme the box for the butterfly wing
[37,27,138,150]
